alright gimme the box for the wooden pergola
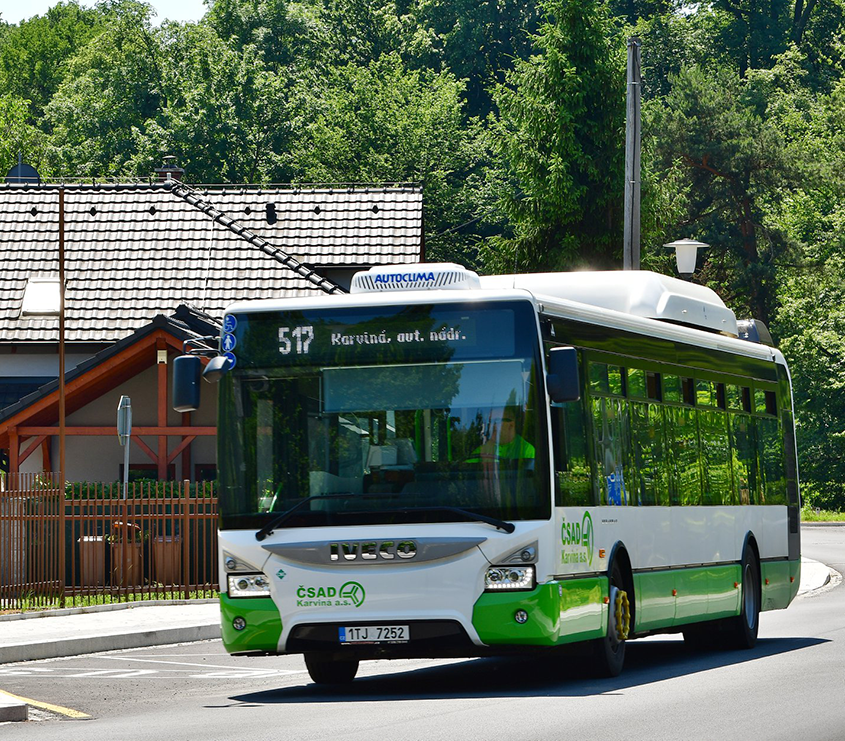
[0,320,214,481]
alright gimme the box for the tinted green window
[699,409,732,505]
[589,363,624,396]
[628,368,647,399]
[666,405,701,505]
[755,389,765,415]
[630,402,668,505]
[696,379,716,407]
[664,374,682,404]
[730,413,756,504]
[758,417,787,504]
[591,396,630,505]
[553,400,594,506]
[726,385,744,411]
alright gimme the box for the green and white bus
[177,263,800,682]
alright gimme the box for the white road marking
[99,656,261,671]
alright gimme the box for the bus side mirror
[173,355,202,413]
[547,347,580,403]
[202,355,233,384]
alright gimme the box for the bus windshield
[218,300,549,529]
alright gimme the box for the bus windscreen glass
[218,300,549,529]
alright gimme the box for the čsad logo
[561,511,594,567]
[339,581,366,607]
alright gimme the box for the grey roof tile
[0,183,423,343]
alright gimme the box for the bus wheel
[592,561,631,677]
[304,654,359,684]
[727,547,760,649]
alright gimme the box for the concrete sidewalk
[0,557,835,722]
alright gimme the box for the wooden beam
[19,435,47,465]
[167,435,196,465]
[18,426,216,436]
[131,435,159,464]
[41,438,52,472]
[9,429,19,474]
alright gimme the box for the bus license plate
[339,625,409,644]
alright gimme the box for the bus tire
[591,560,631,677]
[304,654,359,684]
[727,546,760,649]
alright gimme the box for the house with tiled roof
[0,180,424,481]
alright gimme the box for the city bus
[174,263,800,682]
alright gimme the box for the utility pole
[623,37,642,270]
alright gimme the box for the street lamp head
[664,238,709,279]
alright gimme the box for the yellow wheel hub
[614,589,631,641]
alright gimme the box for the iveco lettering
[172,261,801,684]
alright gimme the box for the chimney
[154,155,185,183]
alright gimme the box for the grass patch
[1,590,218,615]
[801,506,845,522]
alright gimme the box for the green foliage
[290,52,488,262]
[0,94,50,176]
[484,0,626,273]
[645,62,798,322]
[45,1,163,176]
[131,23,294,182]
[0,1,103,117]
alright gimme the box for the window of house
[20,276,60,316]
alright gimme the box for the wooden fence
[0,473,218,610]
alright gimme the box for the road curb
[0,698,27,723]
[0,598,218,623]
[0,623,221,665]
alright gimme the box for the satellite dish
[5,162,40,184]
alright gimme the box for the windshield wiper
[255,492,398,541]
[346,506,516,533]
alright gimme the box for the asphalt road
[1,524,842,741]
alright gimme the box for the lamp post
[664,238,709,279]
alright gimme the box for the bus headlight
[228,573,271,598]
[484,565,535,591]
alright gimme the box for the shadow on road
[228,635,827,705]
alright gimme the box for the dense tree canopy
[4,0,845,506]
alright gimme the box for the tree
[130,22,296,183]
[0,1,103,118]
[0,94,49,176]
[290,52,487,263]
[645,63,798,323]
[483,0,626,273]
[409,0,542,117]
[44,1,163,176]
[205,0,323,68]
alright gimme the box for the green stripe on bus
[472,578,605,646]
[635,564,741,631]
[761,560,800,611]
[219,594,283,654]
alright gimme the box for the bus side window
[699,407,732,505]
[758,416,787,505]
[729,411,756,504]
[552,400,594,506]
[666,405,702,506]
[630,400,668,506]
[592,396,631,506]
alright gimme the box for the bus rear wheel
[592,561,631,677]
[304,654,359,684]
[726,547,760,649]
